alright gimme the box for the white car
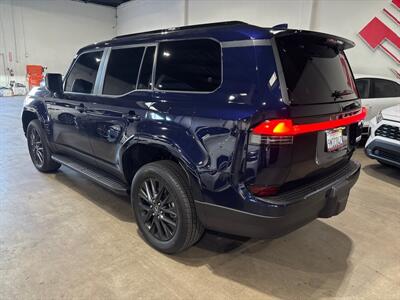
[355,74,400,135]
[365,105,400,167]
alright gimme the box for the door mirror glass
[45,73,63,96]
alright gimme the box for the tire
[27,119,61,172]
[131,160,204,254]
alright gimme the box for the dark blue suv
[22,21,365,253]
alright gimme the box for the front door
[47,50,104,157]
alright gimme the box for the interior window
[371,78,400,98]
[355,79,370,99]
[137,46,155,90]
[102,47,145,95]
[64,51,103,94]
[155,39,221,92]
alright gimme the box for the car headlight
[376,110,383,123]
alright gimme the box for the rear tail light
[250,107,367,145]
[248,185,279,197]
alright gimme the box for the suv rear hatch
[245,30,364,196]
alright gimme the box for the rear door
[85,44,156,173]
[275,32,360,168]
[246,32,362,189]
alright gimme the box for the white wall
[117,0,185,34]
[311,0,399,78]
[1,0,395,88]
[117,0,313,35]
[0,0,116,87]
[117,0,398,79]
[188,0,313,30]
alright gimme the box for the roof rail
[113,21,247,40]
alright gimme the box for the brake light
[252,107,367,136]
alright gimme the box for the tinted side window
[355,79,370,99]
[65,51,103,94]
[102,47,145,95]
[138,46,155,90]
[155,39,221,92]
[371,79,400,98]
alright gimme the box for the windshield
[276,34,358,105]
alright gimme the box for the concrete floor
[0,96,399,299]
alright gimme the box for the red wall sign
[358,0,399,77]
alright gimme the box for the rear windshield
[276,34,358,105]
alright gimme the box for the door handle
[75,103,86,113]
[123,111,140,122]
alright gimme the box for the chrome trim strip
[95,47,111,95]
[136,47,147,90]
[270,37,290,105]
[221,39,271,48]
[151,43,158,91]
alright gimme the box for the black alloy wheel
[138,177,177,241]
[29,127,45,168]
[131,160,204,253]
[27,119,61,172]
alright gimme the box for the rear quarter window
[155,39,221,92]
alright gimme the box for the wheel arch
[120,140,204,202]
[22,109,39,135]
[22,98,49,136]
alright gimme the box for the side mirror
[45,73,63,96]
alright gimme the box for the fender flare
[22,98,51,139]
[119,135,206,202]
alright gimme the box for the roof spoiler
[272,23,288,30]
[273,29,355,50]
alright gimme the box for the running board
[51,154,128,195]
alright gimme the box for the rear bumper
[365,138,400,167]
[195,160,360,238]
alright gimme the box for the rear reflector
[249,134,293,145]
[248,185,279,197]
[252,107,367,136]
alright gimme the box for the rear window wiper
[332,89,354,100]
